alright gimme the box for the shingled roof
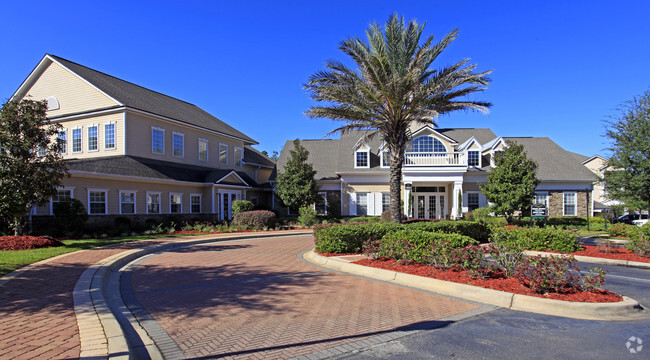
[45,54,256,144]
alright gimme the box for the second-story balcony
[404,152,466,166]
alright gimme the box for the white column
[452,181,463,219]
[404,183,412,218]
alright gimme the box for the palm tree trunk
[389,150,404,223]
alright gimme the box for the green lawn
[0,233,201,277]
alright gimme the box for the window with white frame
[355,150,369,168]
[152,127,164,154]
[58,130,67,154]
[534,192,549,207]
[315,192,327,215]
[198,139,208,161]
[172,132,184,158]
[51,188,73,214]
[381,150,390,167]
[146,192,161,214]
[104,123,116,150]
[120,191,136,214]
[563,192,577,216]
[88,125,98,151]
[72,127,82,153]
[88,189,107,215]
[219,143,228,164]
[468,151,480,166]
[234,147,243,167]
[467,193,480,211]
[170,193,182,213]
[190,194,201,213]
[356,193,368,216]
[382,192,390,213]
[412,136,446,153]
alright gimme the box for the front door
[219,190,241,220]
[414,193,446,219]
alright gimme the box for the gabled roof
[15,54,256,144]
[437,128,496,145]
[411,126,458,144]
[243,146,275,168]
[481,136,505,151]
[581,154,607,165]
[457,136,481,151]
[68,155,259,186]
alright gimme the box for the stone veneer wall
[548,190,590,217]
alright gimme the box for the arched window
[412,136,446,153]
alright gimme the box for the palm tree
[305,14,492,222]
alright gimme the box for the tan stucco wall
[125,111,245,168]
[23,61,119,117]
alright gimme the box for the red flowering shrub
[514,255,606,294]
[0,236,65,251]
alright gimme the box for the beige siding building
[12,54,274,227]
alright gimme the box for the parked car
[632,218,649,227]
[615,213,648,225]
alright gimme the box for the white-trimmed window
[170,193,182,213]
[88,125,98,151]
[119,191,136,214]
[172,132,184,158]
[219,143,228,165]
[412,135,446,153]
[146,192,161,214]
[534,192,549,208]
[104,123,116,150]
[58,130,67,154]
[198,139,208,161]
[72,127,82,153]
[190,194,201,213]
[355,150,369,168]
[467,192,480,211]
[37,145,46,157]
[382,192,390,213]
[51,188,73,215]
[152,127,165,154]
[315,192,327,215]
[356,192,369,216]
[88,189,107,215]
[468,151,480,167]
[563,192,577,216]
[381,150,390,168]
[234,147,243,167]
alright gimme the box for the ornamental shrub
[379,229,477,264]
[298,205,319,227]
[380,211,391,222]
[52,199,88,236]
[232,210,276,229]
[515,256,606,294]
[407,220,491,243]
[626,223,650,257]
[314,222,403,253]
[489,226,581,253]
[345,216,382,223]
[231,200,255,215]
[608,222,639,238]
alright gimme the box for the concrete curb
[303,250,648,321]
[75,230,313,359]
[523,250,650,269]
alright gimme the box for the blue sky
[1,0,649,158]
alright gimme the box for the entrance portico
[403,173,464,219]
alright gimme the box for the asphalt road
[334,263,650,360]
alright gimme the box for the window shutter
[462,192,468,213]
[375,193,383,215]
[349,193,357,216]
[366,193,375,216]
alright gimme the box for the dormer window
[355,149,369,168]
[412,135,446,153]
[468,151,480,166]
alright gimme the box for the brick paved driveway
[129,234,481,359]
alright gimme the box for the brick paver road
[130,234,481,359]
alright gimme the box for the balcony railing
[404,152,466,166]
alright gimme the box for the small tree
[481,140,539,224]
[276,140,319,211]
[603,90,650,215]
[231,200,254,215]
[0,99,68,235]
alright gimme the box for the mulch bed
[549,245,650,263]
[352,258,622,303]
[0,236,65,251]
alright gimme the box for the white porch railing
[404,152,466,166]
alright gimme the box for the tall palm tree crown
[305,14,492,222]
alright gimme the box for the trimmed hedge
[314,222,403,253]
[490,226,581,253]
[232,210,277,229]
[406,220,491,243]
[379,229,477,263]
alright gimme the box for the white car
[632,218,649,227]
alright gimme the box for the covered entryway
[413,189,447,219]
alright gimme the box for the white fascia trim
[243,162,274,169]
[47,55,124,106]
[68,170,215,186]
[458,136,480,151]
[410,126,458,144]
[126,107,258,145]
[582,154,607,165]
[11,56,53,101]
[336,171,388,175]
[215,184,252,190]
[48,107,126,122]
[215,171,249,186]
